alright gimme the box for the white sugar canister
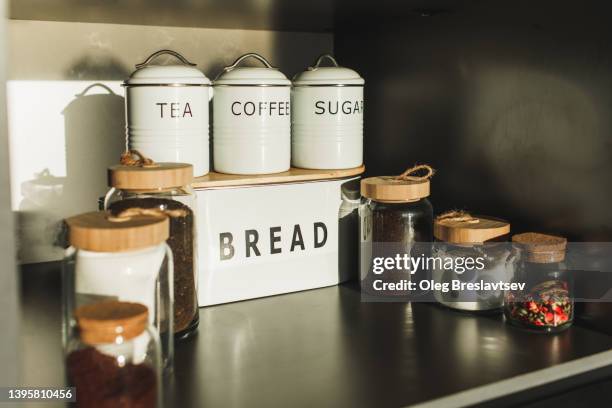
[292,55,364,169]
[124,50,212,176]
[213,53,291,175]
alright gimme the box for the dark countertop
[20,262,612,408]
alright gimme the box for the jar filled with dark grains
[359,165,434,297]
[504,233,572,333]
[106,151,199,339]
[66,301,161,408]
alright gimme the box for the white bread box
[194,167,363,306]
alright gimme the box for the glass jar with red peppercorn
[504,233,572,333]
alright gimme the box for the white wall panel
[7,20,332,262]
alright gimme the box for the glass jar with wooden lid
[432,211,512,313]
[65,301,161,408]
[504,233,572,333]
[359,165,434,297]
[63,211,174,370]
[105,151,198,339]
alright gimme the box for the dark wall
[335,0,612,240]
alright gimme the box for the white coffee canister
[213,53,291,175]
[124,50,212,176]
[292,55,365,169]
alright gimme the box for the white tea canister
[213,53,291,175]
[292,55,364,169]
[124,50,212,176]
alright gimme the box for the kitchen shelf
[192,165,365,189]
[21,262,612,407]
[9,0,335,32]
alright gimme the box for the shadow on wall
[17,83,125,262]
[65,54,130,80]
[62,83,125,215]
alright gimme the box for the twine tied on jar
[437,210,480,224]
[395,164,435,181]
[119,150,159,168]
[108,207,189,223]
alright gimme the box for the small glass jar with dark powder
[66,301,161,408]
[106,152,199,339]
[360,165,434,299]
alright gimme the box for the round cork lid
[108,162,193,190]
[66,211,169,252]
[434,212,510,243]
[361,177,430,202]
[75,301,148,344]
[512,232,567,263]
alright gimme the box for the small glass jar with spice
[105,151,199,339]
[433,211,512,312]
[66,301,161,408]
[504,233,572,333]
[359,165,434,297]
[63,211,174,370]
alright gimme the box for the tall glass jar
[339,179,361,282]
[359,166,434,298]
[63,211,174,370]
[432,212,512,313]
[66,301,162,408]
[105,155,198,339]
[504,233,572,333]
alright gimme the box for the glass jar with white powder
[63,211,174,371]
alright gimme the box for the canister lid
[66,211,169,252]
[512,232,567,263]
[213,53,290,86]
[108,151,193,190]
[361,165,433,203]
[293,54,364,86]
[434,211,510,244]
[109,163,193,190]
[124,50,211,86]
[75,301,148,344]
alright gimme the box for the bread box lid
[124,50,211,86]
[293,54,364,86]
[213,53,290,86]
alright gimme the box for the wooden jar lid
[66,211,169,252]
[512,232,567,263]
[75,301,148,344]
[361,177,430,202]
[434,212,510,243]
[108,162,193,190]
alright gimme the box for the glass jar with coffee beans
[359,165,434,299]
[66,301,162,408]
[105,150,199,339]
[504,233,572,333]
